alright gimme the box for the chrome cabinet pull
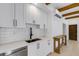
[48,40,50,45]
[37,43,40,49]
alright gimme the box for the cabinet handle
[37,43,40,49]
[13,19,17,27]
[48,40,50,45]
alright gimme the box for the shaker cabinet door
[15,4,25,28]
[28,43,37,56]
[0,4,14,27]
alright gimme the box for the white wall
[52,9,63,37]
[0,27,29,44]
[64,19,79,42]
[45,5,64,52]
[45,5,64,38]
[52,17,63,36]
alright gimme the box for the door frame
[69,24,77,41]
[63,23,66,35]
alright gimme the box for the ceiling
[45,3,79,20]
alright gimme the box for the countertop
[0,37,49,54]
[0,40,28,54]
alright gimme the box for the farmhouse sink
[25,38,41,43]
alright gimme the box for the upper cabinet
[24,4,41,29]
[24,4,42,25]
[0,3,47,28]
[0,4,14,27]
[0,3,25,28]
[24,4,35,24]
[24,4,48,29]
[14,4,25,28]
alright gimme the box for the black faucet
[30,27,33,39]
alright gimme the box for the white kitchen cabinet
[24,4,34,24]
[0,4,25,27]
[44,15,48,29]
[39,13,47,29]
[24,4,44,27]
[41,40,48,56]
[38,39,52,56]
[46,40,52,55]
[28,41,42,56]
[24,4,48,29]
[27,39,52,56]
[36,42,42,56]
[0,4,14,27]
[0,3,47,28]
[37,40,46,56]
[28,42,37,56]
[15,4,25,28]
[24,4,40,24]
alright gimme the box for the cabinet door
[24,4,34,24]
[39,13,46,29]
[39,40,52,56]
[28,43,37,56]
[43,15,47,29]
[46,40,52,54]
[0,4,14,27]
[15,4,25,27]
[28,42,42,56]
[41,40,49,56]
[36,40,48,56]
[36,42,42,56]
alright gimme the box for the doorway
[69,24,77,41]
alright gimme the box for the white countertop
[0,40,28,54]
[0,37,49,54]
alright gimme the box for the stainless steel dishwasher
[0,46,28,56]
[8,46,27,56]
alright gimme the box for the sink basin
[25,38,41,43]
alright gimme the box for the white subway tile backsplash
[0,26,47,44]
[0,27,29,44]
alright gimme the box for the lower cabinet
[39,39,52,56]
[27,42,37,56]
[27,39,52,56]
[46,40,52,55]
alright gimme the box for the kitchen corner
[0,3,53,56]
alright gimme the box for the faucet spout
[30,27,33,39]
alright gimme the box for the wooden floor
[49,40,79,56]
